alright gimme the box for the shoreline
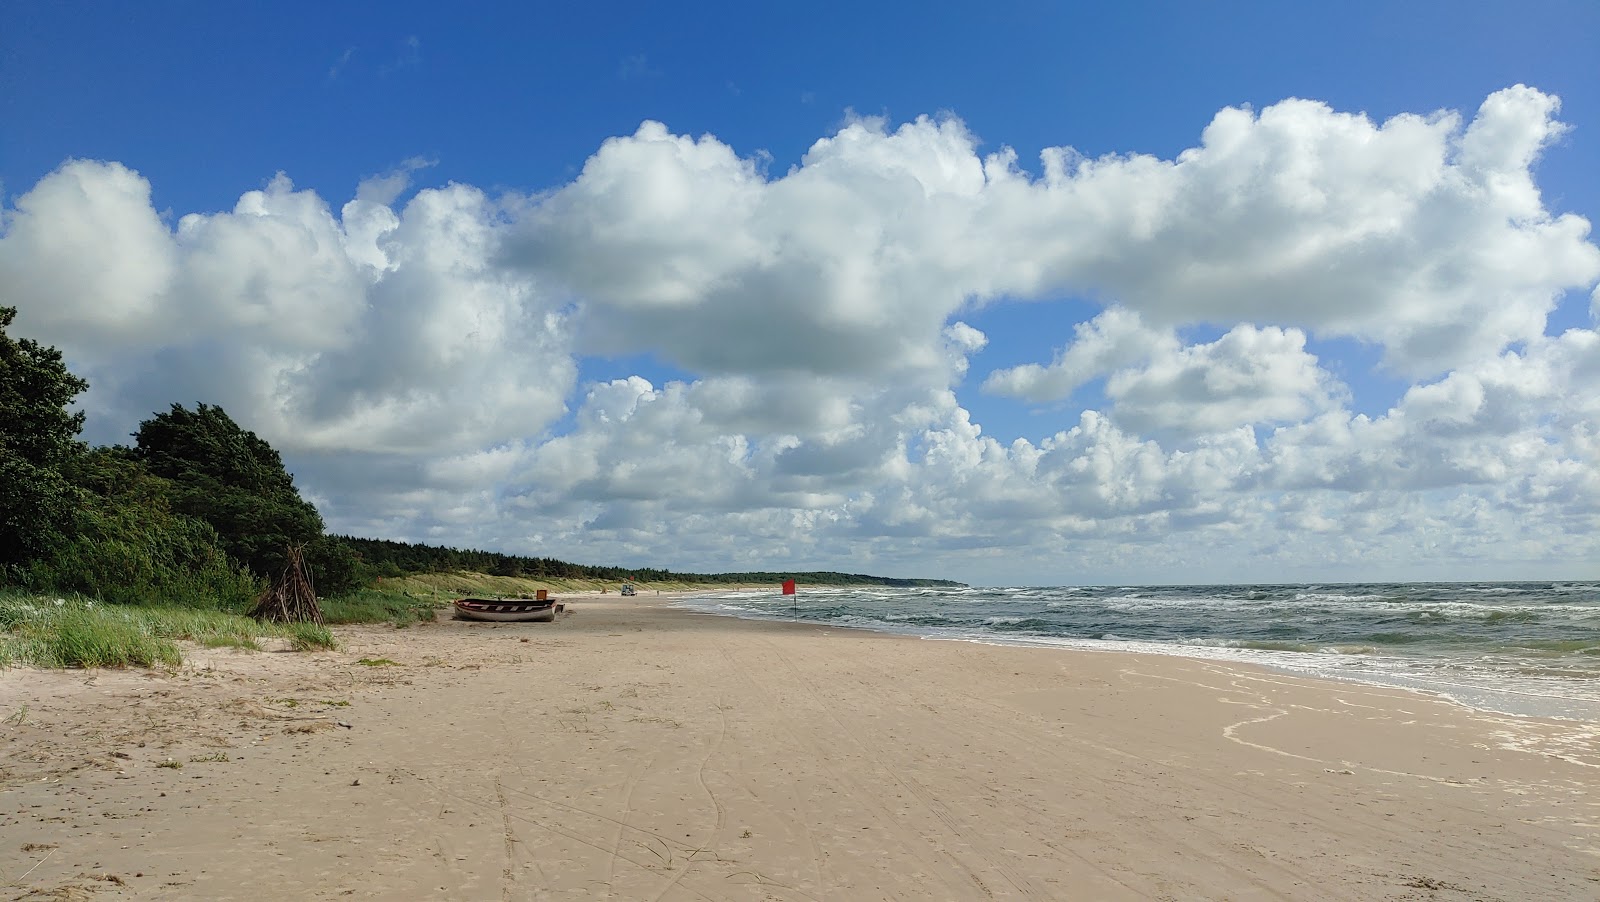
[3,593,1597,899]
[669,585,1600,722]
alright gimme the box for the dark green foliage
[337,535,965,588]
[135,403,299,497]
[134,403,326,579]
[0,306,89,569]
[22,447,260,609]
[0,452,78,571]
[490,555,525,577]
[302,535,362,598]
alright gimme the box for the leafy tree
[26,447,260,609]
[133,403,326,580]
[302,534,362,597]
[0,306,89,569]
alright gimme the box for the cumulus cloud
[0,160,179,347]
[985,312,1342,437]
[0,162,575,456]
[983,307,1171,402]
[1107,324,1343,437]
[1263,328,1600,500]
[3,86,1598,582]
[991,87,1599,374]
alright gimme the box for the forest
[340,535,960,587]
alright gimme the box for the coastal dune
[3,594,1596,900]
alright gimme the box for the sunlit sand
[3,593,1595,899]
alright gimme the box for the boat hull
[452,598,558,622]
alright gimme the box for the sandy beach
[3,593,1597,901]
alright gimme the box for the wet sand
[2,593,1597,900]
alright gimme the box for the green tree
[0,306,89,569]
[302,534,362,597]
[133,403,326,580]
[27,447,260,609]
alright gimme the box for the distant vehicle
[620,584,637,597]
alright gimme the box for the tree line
[0,307,958,609]
[339,536,963,587]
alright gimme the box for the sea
[675,582,1600,721]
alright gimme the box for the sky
[3,1,1599,586]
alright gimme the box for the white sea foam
[674,582,1600,719]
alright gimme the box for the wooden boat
[452,597,560,622]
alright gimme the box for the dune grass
[287,622,337,650]
[42,606,183,668]
[0,592,338,669]
[321,587,439,627]
[0,569,771,670]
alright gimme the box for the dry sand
[2,593,1597,901]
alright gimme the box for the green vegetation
[0,309,958,670]
[133,403,359,595]
[320,587,439,627]
[36,606,182,669]
[341,536,964,588]
[287,622,337,651]
[29,447,262,609]
[0,593,338,668]
[0,307,88,572]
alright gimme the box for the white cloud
[0,161,178,347]
[1,162,575,457]
[3,87,1599,582]
[989,87,1600,374]
[1107,324,1342,437]
[985,312,1342,437]
[1261,328,1600,506]
[984,307,1172,402]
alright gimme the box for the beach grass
[0,571,766,670]
[30,604,182,669]
[287,622,337,650]
[321,587,439,627]
[0,592,337,669]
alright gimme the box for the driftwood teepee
[250,545,323,625]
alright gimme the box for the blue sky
[3,2,1599,584]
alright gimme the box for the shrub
[22,492,259,611]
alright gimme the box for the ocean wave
[1186,638,1319,653]
[883,613,956,627]
[672,581,1600,719]
[984,616,1054,632]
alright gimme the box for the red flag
[781,579,796,595]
